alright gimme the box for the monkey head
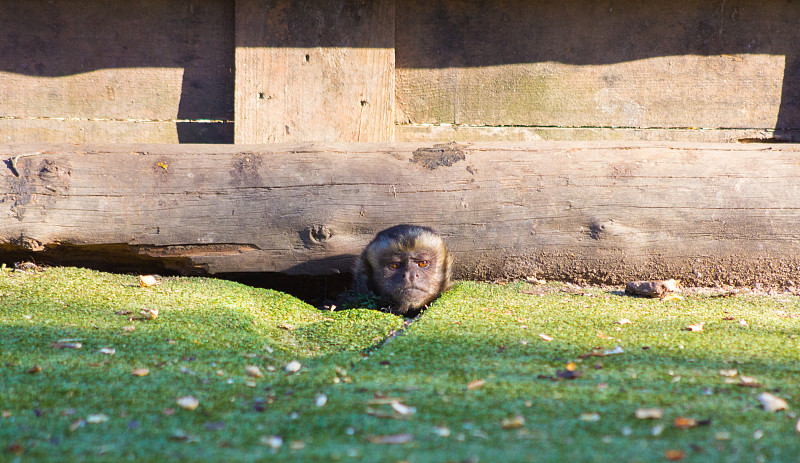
[353,225,453,316]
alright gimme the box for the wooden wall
[1,0,799,144]
[0,0,234,144]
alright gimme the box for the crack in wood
[134,244,260,258]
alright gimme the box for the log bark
[2,142,800,286]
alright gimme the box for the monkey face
[353,224,453,317]
[373,250,445,314]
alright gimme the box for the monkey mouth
[392,287,434,307]
[399,287,430,296]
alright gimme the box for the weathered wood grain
[2,142,800,286]
[0,0,234,143]
[234,0,395,143]
[395,125,783,143]
[395,0,799,132]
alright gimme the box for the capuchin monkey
[353,225,453,317]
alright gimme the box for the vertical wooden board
[235,0,395,143]
[0,0,234,143]
[395,0,799,131]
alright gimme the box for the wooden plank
[0,0,234,143]
[396,126,786,143]
[0,119,233,145]
[234,0,395,143]
[395,0,799,132]
[2,142,800,287]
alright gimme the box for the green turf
[2,267,800,462]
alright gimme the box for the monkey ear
[352,253,373,295]
[352,271,370,294]
[442,250,454,291]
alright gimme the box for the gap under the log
[0,243,351,306]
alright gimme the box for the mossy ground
[2,267,800,462]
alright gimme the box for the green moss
[2,268,800,461]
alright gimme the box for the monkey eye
[417,260,430,268]
[388,262,402,270]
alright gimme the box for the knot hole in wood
[302,225,334,246]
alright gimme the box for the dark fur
[353,225,452,317]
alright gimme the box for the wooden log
[2,142,800,286]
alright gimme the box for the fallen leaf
[467,379,486,390]
[673,417,697,429]
[602,346,624,356]
[389,400,415,415]
[579,412,600,422]
[538,333,553,342]
[664,449,686,461]
[315,393,328,407]
[635,408,663,419]
[131,368,150,377]
[556,369,583,380]
[50,341,82,349]
[617,318,632,325]
[738,376,761,387]
[757,392,788,412]
[122,325,135,332]
[27,365,42,374]
[85,414,109,424]
[260,436,283,448]
[661,294,684,301]
[501,415,525,429]
[98,347,116,355]
[715,431,731,440]
[169,430,200,442]
[565,362,577,371]
[140,308,159,320]
[138,275,158,287]
[686,322,704,332]
[2,411,11,418]
[432,426,451,437]
[719,369,737,377]
[739,319,748,327]
[176,396,200,410]
[245,365,263,378]
[289,440,306,450]
[68,419,86,432]
[285,360,302,373]
[278,323,295,331]
[366,434,414,444]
